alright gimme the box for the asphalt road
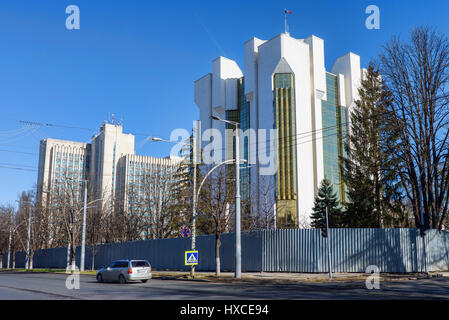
[0,272,448,300]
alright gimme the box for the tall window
[273,73,297,201]
[273,73,298,228]
[321,72,347,202]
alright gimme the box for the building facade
[37,122,182,216]
[194,32,365,228]
[37,138,91,204]
[116,154,182,214]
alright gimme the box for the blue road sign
[181,227,191,238]
[185,251,198,265]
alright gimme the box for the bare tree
[14,191,47,269]
[197,166,235,277]
[0,205,15,268]
[253,175,276,230]
[145,171,179,239]
[51,176,85,271]
[120,163,184,241]
[86,191,111,270]
[378,26,449,231]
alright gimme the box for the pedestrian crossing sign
[185,251,198,266]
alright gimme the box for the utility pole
[80,179,88,272]
[326,206,333,280]
[235,123,241,279]
[152,131,199,278]
[190,126,197,278]
[210,115,242,279]
[7,209,13,269]
[25,204,31,269]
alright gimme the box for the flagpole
[284,10,287,33]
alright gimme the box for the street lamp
[211,115,242,279]
[153,131,198,278]
[63,177,101,272]
[80,189,103,272]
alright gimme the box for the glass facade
[238,78,250,202]
[52,149,87,202]
[225,77,251,203]
[321,72,347,202]
[273,73,297,228]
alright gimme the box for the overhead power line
[0,165,37,172]
[0,149,37,155]
[19,119,158,138]
[0,162,36,169]
[19,120,95,132]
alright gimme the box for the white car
[96,259,152,284]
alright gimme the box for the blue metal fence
[3,229,449,273]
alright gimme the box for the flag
[285,9,292,14]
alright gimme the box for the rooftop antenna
[111,114,115,125]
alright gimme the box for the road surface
[0,272,448,300]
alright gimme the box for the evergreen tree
[342,167,377,227]
[342,65,403,228]
[311,179,343,230]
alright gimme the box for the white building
[116,154,183,213]
[90,123,135,202]
[37,122,182,214]
[194,32,365,228]
[37,138,90,204]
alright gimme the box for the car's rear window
[115,261,129,268]
[132,261,150,267]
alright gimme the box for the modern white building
[116,154,183,213]
[37,138,90,204]
[37,122,182,215]
[90,123,135,202]
[194,32,365,228]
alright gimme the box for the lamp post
[80,195,103,272]
[7,208,13,269]
[81,180,87,272]
[153,131,198,278]
[326,206,333,281]
[211,115,242,279]
[64,177,101,272]
[153,132,246,279]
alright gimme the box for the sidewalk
[2,268,447,283]
[151,270,449,283]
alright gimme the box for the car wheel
[97,274,103,283]
[119,274,127,284]
[141,279,148,283]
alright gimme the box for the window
[115,261,129,268]
[132,261,150,268]
[322,72,346,202]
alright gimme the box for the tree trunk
[71,241,77,272]
[66,243,71,271]
[215,232,221,277]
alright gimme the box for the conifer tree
[342,65,403,227]
[311,179,343,230]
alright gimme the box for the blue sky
[0,0,448,205]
